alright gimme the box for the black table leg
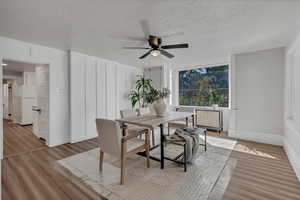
[160,124,164,169]
[192,114,195,127]
[204,130,207,151]
[185,117,188,126]
[184,143,187,172]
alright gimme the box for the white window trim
[175,63,230,109]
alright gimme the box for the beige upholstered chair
[120,109,146,136]
[168,107,194,135]
[136,107,151,116]
[96,118,150,185]
[120,109,137,118]
[136,107,156,146]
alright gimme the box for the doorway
[2,59,49,157]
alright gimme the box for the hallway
[3,120,46,157]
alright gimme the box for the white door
[8,84,13,120]
[34,65,49,142]
[3,84,9,119]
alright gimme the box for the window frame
[177,63,230,109]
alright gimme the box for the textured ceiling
[1,0,300,68]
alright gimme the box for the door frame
[0,56,51,159]
[0,57,3,160]
[0,56,2,199]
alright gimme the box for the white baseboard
[71,134,97,144]
[48,137,70,147]
[228,129,283,146]
[284,139,300,181]
[283,119,300,181]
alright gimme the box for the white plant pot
[152,99,168,117]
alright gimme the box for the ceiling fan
[124,35,189,59]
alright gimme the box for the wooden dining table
[116,111,194,169]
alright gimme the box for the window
[179,65,229,107]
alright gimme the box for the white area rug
[58,136,236,200]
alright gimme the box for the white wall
[284,33,300,181]
[0,36,69,147]
[144,66,163,89]
[0,35,144,154]
[229,47,285,145]
[70,51,142,143]
[145,64,173,105]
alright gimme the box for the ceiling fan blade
[119,36,146,41]
[160,49,175,59]
[140,20,151,38]
[123,47,150,49]
[160,31,184,38]
[139,50,152,59]
[109,34,147,41]
[161,43,189,49]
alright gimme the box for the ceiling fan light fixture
[124,35,188,59]
[150,49,160,57]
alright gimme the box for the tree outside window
[179,65,229,107]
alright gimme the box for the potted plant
[129,75,171,116]
[145,87,170,117]
[129,75,153,108]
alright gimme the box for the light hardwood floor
[2,121,300,200]
[3,120,46,157]
[209,132,300,200]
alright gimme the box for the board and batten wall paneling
[85,58,98,139]
[96,60,107,118]
[117,66,141,115]
[116,66,123,117]
[70,52,86,143]
[106,63,117,120]
[70,51,142,143]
